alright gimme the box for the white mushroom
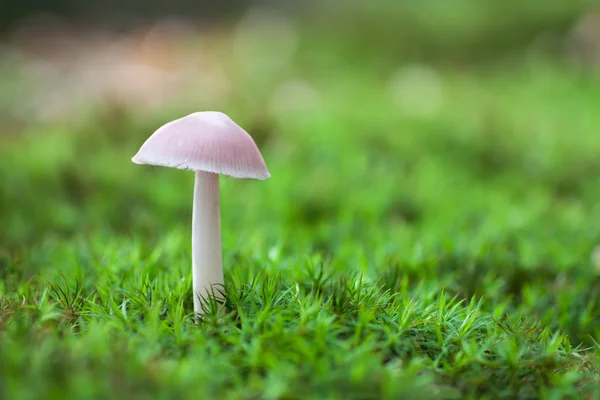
[132,111,270,315]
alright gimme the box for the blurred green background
[1,0,598,245]
[2,1,600,398]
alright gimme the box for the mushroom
[132,111,270,315]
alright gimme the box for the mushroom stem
[192,171,224,315]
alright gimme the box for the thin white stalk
[192,171,224,315]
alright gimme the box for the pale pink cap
[132,111,270,180]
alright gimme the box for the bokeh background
[1,0,599,243]
[3,1,600,397]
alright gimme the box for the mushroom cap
[132,111,270,179]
